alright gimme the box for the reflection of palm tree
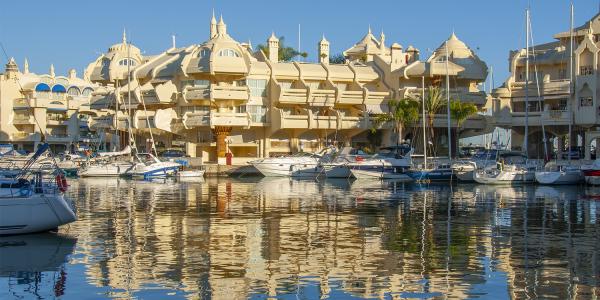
[424,86,445,155]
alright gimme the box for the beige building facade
[1,14,490,162]
[492,12,600,159]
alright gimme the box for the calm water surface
[1,177,599,299]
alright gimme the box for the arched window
[67,87,81,96]
[200,48,210,57]
[218,48,240,57]
[82,87,94,96]
[118,58,137,66]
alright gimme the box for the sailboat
[535,3,583,185]
[406,48,454,182]
[474,8,539,184]
[0,144,77,235]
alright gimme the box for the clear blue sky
[0,0,598,87]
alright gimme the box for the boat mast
[422,76,427,167]
[126,35,135,161]
[445,40,452,163]
[114,79,119,151]
[568,2,574,162]
[524,8,530,158]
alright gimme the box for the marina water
[1,178,599,299]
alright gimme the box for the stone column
[212,126,232,164]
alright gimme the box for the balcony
[339,116,370,130]
[275,85,308,104]
[308,89,336,106]
[13,115,35,125]
[310,116,338,129]
[182,112,210,128]
[274,108,310,129]
[337,90,364,105]
[210,85,249,101]
[542,80,570,95]
[364,90,390,104]
[46,115,69,126]
[542,109,571,124]
[90,116,113,129]
[210,112,250,128]
[182,86,210,102]
[11,132,40,142]
[13,98,31,109]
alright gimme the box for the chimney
[390,43,403,69]
[319,35,330,64]
[268,32,279,62]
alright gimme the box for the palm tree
[257,36,308,62]
[372,98,420,146]
[424,86,445,155]
[449,99,479,153]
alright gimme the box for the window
[183,79,210,88]
[335,82,348,91]
[306,81,321,90]
[118,58,137,66]
[580,66,593,76]
[580,96,593,107]
[218,48,240,57]
[82,88,94,96]
[200,49,210,57]
[248,79,267,97]
[246,105,267,123]
[67,87,80,96]
[280,81,293,89]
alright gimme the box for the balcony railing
[182,86,210,102]
[182,112,210,128]
[308,89,335,106]
[337,90,364,104]
[210,85,249,101]
[13,115,35,124]
[210,112,250,127]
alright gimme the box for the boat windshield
[376,145,411,158]
[136,153,159,165]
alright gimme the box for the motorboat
[535,162,582,185]
[128,153,181,178]
[581,159,600,185]
[348,145,414,180]
[79,146,135,177]
[0,144,77,235]
[321,147,368,178]
[250,147,336,177]
[473,152,538,185]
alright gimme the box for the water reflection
[3,178,599,299]
[0,233,77,299]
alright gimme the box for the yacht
[535,162,582,185]
[321,147,368,178]
[0,144,77,235]
[452,149,500,182]
[79,146,135,177]
[348,145,413,180]
[473,152,538,184]
[250,147,336,177]
[406,161,454,181]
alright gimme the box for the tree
[449,99,478,153]
[257,36,308,62]
[329,53,346,64]
[423,86,445,155]
[372,98,420,146]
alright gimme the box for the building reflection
[66,178,600,299]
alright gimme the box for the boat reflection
[0,233,77,298]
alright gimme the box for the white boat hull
[252,162,320,177]
[323,164,352,178]
[178,170,205,177]
[80,162,135,177]
[130,162,181,178]
[474,170,535,185]
[535,170,582,185]
[0,194,77,235]
[350,168,411,180]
